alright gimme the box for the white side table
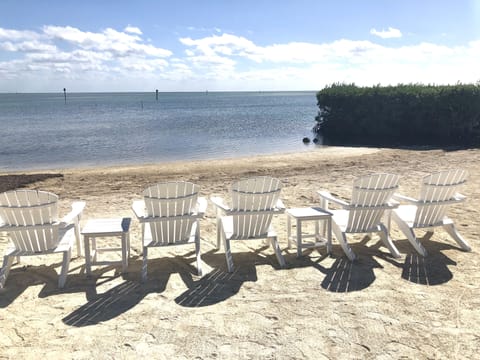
[81,218,131,276]
[286,207,332,258]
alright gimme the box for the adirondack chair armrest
[453,193,467,202]
[387,199,400,209]
[275,199,286,213]
[132,199,147,220]
[196,197,208,216]
[392,193,418,204]
[61,201,86,224]
[317,190,349,209]
[210,196,231,214]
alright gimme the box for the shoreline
[0,146,380,175]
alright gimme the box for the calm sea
[0,91,319,171]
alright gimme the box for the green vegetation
[315,83,480,147]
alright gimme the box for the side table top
[286,207,332,219]
[81,217,131,236]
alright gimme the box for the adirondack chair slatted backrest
[413,169,467,227]
[143,182,199,245]
[230,177,282,238]
[347,173,399,232]
[0,190,59,252]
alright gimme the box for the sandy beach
[0,146,479,359]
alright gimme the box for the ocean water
[0,91,319,171]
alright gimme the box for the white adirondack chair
[211,176,286,272]
[0,190,85,289]
[318,173,401,261]
[390,169,471,256]
[132,181,207,282]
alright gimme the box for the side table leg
[84,235,92,277]
[92,237,97,263]
[296,220,302,258]
[121,233,128,273]
[127,232,131,260]
[327,218,332,254]
[287,215,292,249]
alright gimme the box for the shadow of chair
[0,261,67,308]
[61,254,201,327]
[378,231,457,285]
[320,256,382,292]
[62,279,143,326]
[175,248,289,307]
[281,235,385,292]
[61,245,272,324]
[398,233,456,285]
[401,252,454,285]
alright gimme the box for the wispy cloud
[186,26,222,33]
[370,27,402,39]
[124,25,142,35]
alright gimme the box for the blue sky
[1,0,479,92]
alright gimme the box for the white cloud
[0,25,479,92]
[124,25,142,35]
[180,33,256,54]
[0,25,179,91]
[177,32,480,90]
[370,27,402,39]
[0,28,41,41]
[42,25,171,58]
[0,40,57,53]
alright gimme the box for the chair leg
[58,249,71,288]
[222,234,234,273]
[378,224,401,258]
[269,236,286,268]
[392,213,427,256]
[141,247,148,282]
[443,221,471,251]
[0,255,14,289]
[195,224,203,276]
[74,220,82,258]
[195,242,203,277]
[121,233,128,273]
[332,223,356,261]
[216,216,222,250]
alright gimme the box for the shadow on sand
[284,235,385,293]
[393,232,458,285]
[0,232,461,326]
[61,246,284,326]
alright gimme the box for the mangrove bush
[315,83,480,147]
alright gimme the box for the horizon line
[0,89,319,94]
